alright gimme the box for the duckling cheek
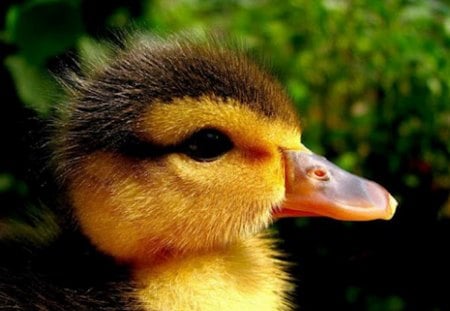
[68,149,287,261]
[65,152,173,261]
[69,178,143,260]
[168,151,285,211]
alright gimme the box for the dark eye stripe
[118,128,233,162]
[117,134,177,159]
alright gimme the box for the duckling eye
[182,128,233,162]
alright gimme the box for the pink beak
[275,150,397,221]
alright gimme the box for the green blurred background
[1,0,449,310]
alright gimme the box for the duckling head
[53,36,396,265]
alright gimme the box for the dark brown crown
[53,35,298,179]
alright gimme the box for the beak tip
[384,194,398,220]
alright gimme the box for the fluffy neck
[132,233,294,311]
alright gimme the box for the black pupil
[183,129,233,161]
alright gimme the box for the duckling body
[0,231,136,310]
[135,235,291,311]
[1,34,396,310]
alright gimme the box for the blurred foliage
[1,0,450,310]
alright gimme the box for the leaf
[5,0,84,65]
[4,55,58,115]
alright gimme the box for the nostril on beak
[307,167,330,181]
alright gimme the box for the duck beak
[275,150,397,221]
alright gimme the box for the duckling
[0,34,397,310]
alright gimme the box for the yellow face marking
[69,96,302,264]
[138,96,301,152]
